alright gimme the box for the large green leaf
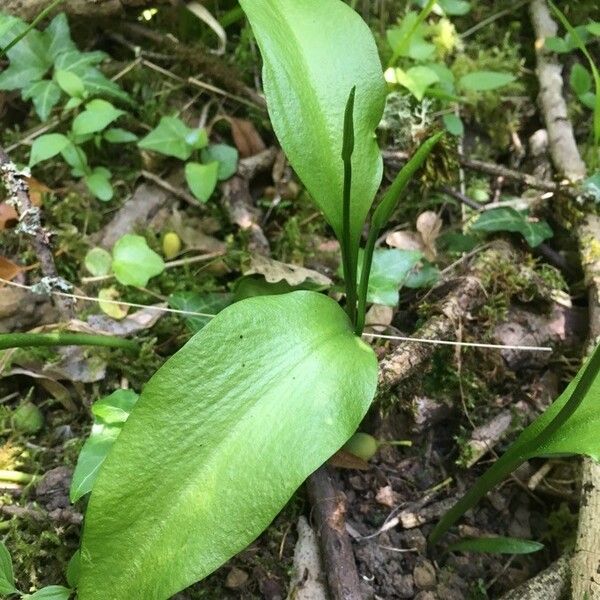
[240,0,386,257]
[471,207,553,247]
[79,291,377,599]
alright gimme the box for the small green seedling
[343,432,412,461]
[138,115,238,202]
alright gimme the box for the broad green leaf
[25,585,71,599]
[61,142,88,175]
[588,22,600,37]
[80,69,132,104]
[240,0,387,260]
[111,234,165,287]
[0,541,17,595]
[54,50,106,74]
[29,133,70,167]
[84,168,113,202]
[447,537,543,555]
[71,390,138,501]
[570,63,592,96]
[185,161,219,202]
[404,261,440,289]
[359,249,423,306]
[232,275,324,302]
[44,13,76,60]
[138,116,200,160]
[201,144,239,180]
[437,0,471,16]
[0,17,51,90]
[55,69,85,98]
[471,207,552,247]
[66,552,80,588]
[442,113,464,136]
[168,291,232,333]
[431,344,600,545]
[72,99,125,136]
[458,71,515,92]
[103,128,138,144]
[84,248,112,276]
[79,291,378,599]
[393,66,439,100]
[580,91,597,110]
[22,79,61,121]
[544,35,569,53]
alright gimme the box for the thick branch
[2,0,170,19]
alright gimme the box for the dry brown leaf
[27,177,51,205]
[246,255,331,287]
[385,230,424,252]
[229,117,266,158]
[328,450,370,470]
[416,210,442,261]
[365,304,394,328]
[0,256,24,281]
[0,203,18,230]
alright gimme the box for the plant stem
[341,86,357,324]
[0,332,137,351]
[0,0,65,57]
[355,225,378,335]
[0,470,36,484]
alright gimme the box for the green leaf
[393,65,439,100]
[22,79,61,121]
[201,144,239,180]
[387,13,435,61]
[54,49,106,74]
[0,17,51,90]
[111,234,165,287]
[587,22,600,37]
[437,0,471,16]
[232,275,325,302]
[543,35,569,53]
[66,552,80,589]
[79,69,132,104]
[580,91,597,110]
[582,172,600,202]
[352,248,422,306]
[61,142,88,175]
[29,133,70,167]
[471,207,553,247]
[55,69,85,98]
[25,585,71,599]
[447,537,544,555]
[442,113,464,136]
[404,261,440,288]
[138,116,202,160]
[570,63,592,96]
[240,0,387,261]
[168,291,232,333]
[84,248,112,276]
[0,541,17,595]
[458,71,516,92]
[44,13,76,60]
[185,161,219,202]
[72,99,125,136]
[85,168,114,202]
[103,128,138,144]
[71,390,138,502]
[79,291,378,599]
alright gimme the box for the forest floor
[0,1,599,599]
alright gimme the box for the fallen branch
[3,0,170,19]
[498,554,570,600]
[0,147,73,318]
[530,2,600,598]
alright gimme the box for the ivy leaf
[240,0,387,262]
[103,128,138,144]
[72,99,125,136]
[138,116,205,160]
[168,291,232,333]
[0,541,17,595]
[84,248,113,276]
[447,537,544,555]
[185,161,219,202]
[71,390,139,502]
[44,13,76,60]
[201,144,239,180]
[22,79,61,121]
[54,49,107,73]
[55,69,85,98]
[458,71,516,92]
[471,207,553,247]
[29,133,70,167]
[111,234,165,287]
[79,291,378,598]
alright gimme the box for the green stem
[342,86,357,324]
[429,343,600,546]
[0,470,36,484]
[0,0,65,57]
[0,332,136,351]
[355,225,378,335]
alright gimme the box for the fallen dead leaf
[98,287,129,320]
[246,255,332,287]
[365,304,394,328]
[328,450,370,470]
[0,256,24,281]
[416,210,442,261]
[228,117,266,158]
[385,230,424,252]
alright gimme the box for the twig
[0,147,73,317]
[140,170,199,207]
[306,467,363,600]
[498,554,570,600]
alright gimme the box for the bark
[2,0,171,19]
[498,554,570,600]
